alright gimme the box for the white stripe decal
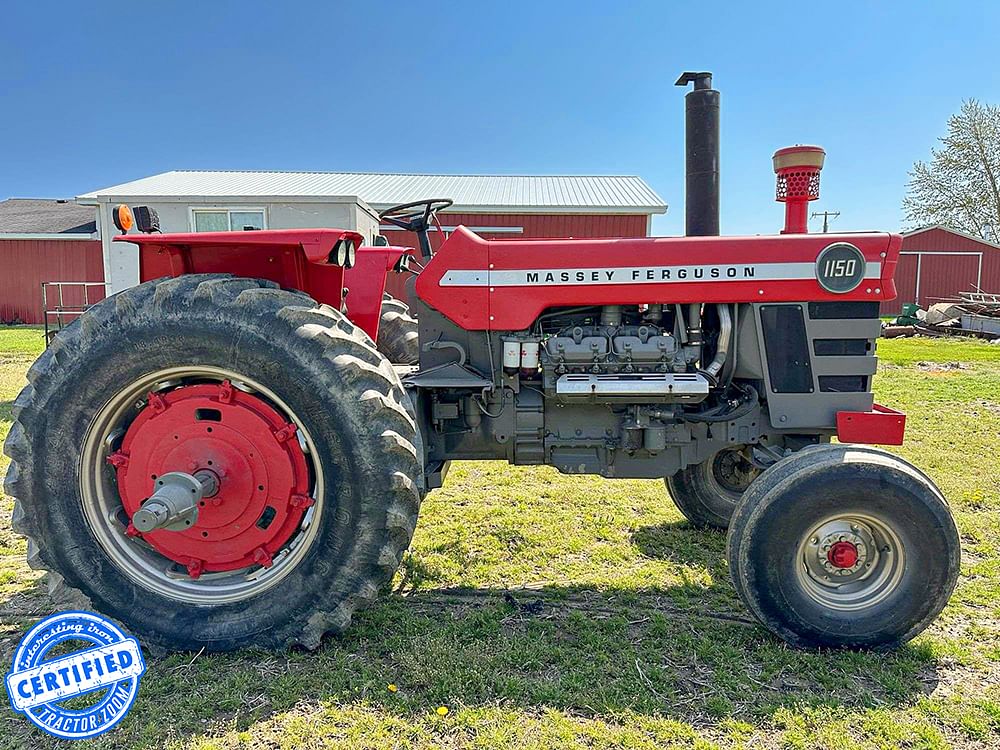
[440,262,882,287]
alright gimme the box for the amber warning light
[111,204,134,234]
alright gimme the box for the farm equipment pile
[4,72,960,653]
[884,292,1000,340]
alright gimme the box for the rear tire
[665,446,760,529]
[4,275,422,652]
[726,445,960,649]
[377,293,419,364]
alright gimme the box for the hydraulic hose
[681,384,759,423]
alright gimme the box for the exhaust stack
[675,72,720,237]
[675,72,720,347]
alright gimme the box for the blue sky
[2,1,997,236]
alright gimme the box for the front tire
[4,275,422,652]
[665,446,760,529]
[726,445,960,649]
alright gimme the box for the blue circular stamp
[5,611,146,740]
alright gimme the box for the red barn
[881,225,1000,315]
[0,199,104,324]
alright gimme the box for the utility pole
[811,210,840,233]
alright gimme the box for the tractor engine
[411,293,763,482]
[536,305,698,388]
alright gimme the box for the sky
[2,1,998,237]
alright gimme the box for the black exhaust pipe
[675,71,720,237]
[675,71,720,349]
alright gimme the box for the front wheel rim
[711,448,759,496]
[795,513,905,611]
[80,366,325,605]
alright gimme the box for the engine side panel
[754,301,881,429]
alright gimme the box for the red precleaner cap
[773,145,826,233]
[772,145,826,173]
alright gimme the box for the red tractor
[5,73,959,652]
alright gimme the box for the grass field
[1,326,998,749]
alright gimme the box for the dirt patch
[914,361,969,372]
[926,660,1000,698]
[967,399,1000,416]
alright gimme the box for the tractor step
[555,372,710,401]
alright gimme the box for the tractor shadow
[113,566,940,747]
[631,519,730,566]
[0,574,49,615]
[0,521,942,747]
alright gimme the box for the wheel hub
[712,449,759,494]
[805,522,873,582]
[797,514,904,611]
[827,540,860,569]
[110,381,313,576]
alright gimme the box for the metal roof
[0,198,97,234]
[903,225,1000,250]
[78,171,667,214]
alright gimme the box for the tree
[903,99,1000,244]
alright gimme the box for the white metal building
[77,170,666,294]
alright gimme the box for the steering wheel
[379,198,453,232]
[379,198,453,260]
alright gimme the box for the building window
[191,208,266,232]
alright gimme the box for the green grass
[1,332,998,749]
[0,325,45,357]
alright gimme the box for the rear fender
[116,230,413,340]
[343,246,415,339]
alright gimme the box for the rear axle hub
[131,471,209,533]
[112,381,313,575]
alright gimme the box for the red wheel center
[827,540,859,569]
[112,381,313,575]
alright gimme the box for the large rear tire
[377,293,419,364]
[665,446,760,529]
[4,275,422,652]
[726,445,960,649]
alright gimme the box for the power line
[811,210,840,233]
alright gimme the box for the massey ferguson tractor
[5,73,960,653]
